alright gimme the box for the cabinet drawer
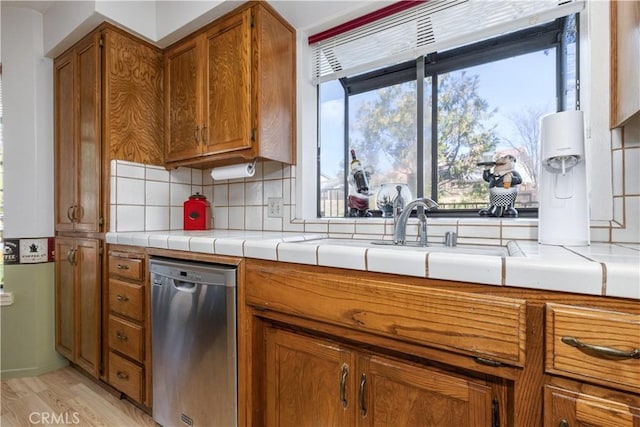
[108,315,144,362]
[108,255,143,281]
[109,279,144,321]
[108,351,143,403]
[546,304,640,393]
[246,262,527,365]
[545,385,640,426]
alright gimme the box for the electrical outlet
[268,198,284,218]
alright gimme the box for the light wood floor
[1,366,156,426]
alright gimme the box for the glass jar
[375,183,412,217]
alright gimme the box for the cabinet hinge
[99,246,104,256]
[250,15,255,28]
[99,37,104,47]
[99,217,104,226]
[251,128,256,141]
[492,398,500,427]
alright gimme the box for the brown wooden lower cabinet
[265,328,496,427]
[55,237,101,378]
[106,248,150,407]
[544,384,640,427]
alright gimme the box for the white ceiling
[6,0,394,34]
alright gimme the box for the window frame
[317,16,579,218]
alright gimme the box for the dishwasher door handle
[173,280,198,293]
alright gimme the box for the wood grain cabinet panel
[546,303,640,394]
[54,237,101,378]
[265,327,496,427]
[247,262,527,365]
[611,0,640,128]
[108,255,143,281]
[265,328,356,427]
[108,352,144,403]
[103,29,164,165]
[164,1,295,168]
[54,33,101,233]
[105,248,149,406]
[545,385,640,427]
[164,38,202,162]
[108,279,144,321]
[361,355,493,427]
[108,315,144,362]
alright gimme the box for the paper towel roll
[210,161,256,180]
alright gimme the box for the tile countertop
[106,230,640,300]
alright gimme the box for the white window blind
[311,0,584,83]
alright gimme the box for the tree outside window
[318,17,577,218]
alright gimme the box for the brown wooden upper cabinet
[54,32,102,233]
[54,25,164,233]
[610,0,640,128]
[164,2,295,167]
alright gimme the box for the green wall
[1,263,68,378]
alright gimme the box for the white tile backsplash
[116,205,145,231]
[145,206,169,231]
[110,130,640,245]
[116,178,145,205]
[170,183,192,206]
[145,181,169,206]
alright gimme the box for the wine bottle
[350,149,369,194]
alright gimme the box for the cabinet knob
[116,331,128,341]
[116,294,129,302]
[116,371,129,380]
[559,420,569,427]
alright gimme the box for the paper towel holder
[210,158,258,181]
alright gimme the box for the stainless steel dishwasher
[150,257,237,427]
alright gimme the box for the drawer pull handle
[116,264,130,270]
[561,336,640,360]
[559,420,569,427]
[358,373,367,417]
[116,294,129,302]
[116,371,129,380]
[339,364,349,408]
[116,331,128,341]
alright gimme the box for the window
[318,15,578,218]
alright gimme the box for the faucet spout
[393,198,438,245]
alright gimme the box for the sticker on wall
[2,237,54,265]
[3,239,20,265]
[19,238,49,264]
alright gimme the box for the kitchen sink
[297,238,521,257]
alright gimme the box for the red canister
[183,193,211,230]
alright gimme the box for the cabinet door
[265,328,356,427]
[75,34,102,232]
[204,9,252,155]
[545,385,640,427]
[165,37,203,162]
[610,0,640,127]
[359,355,494,427]
[55,237,76,359]
[54,52,76,232]
[74,238,101,378]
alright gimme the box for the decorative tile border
[3,237,55,265]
